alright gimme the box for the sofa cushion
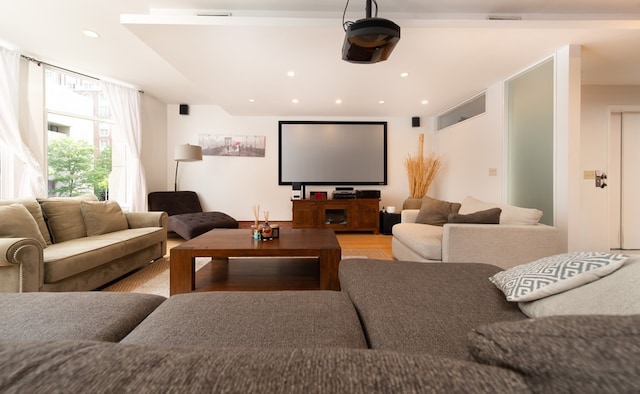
[459,196,542,225]
[81,200,129,236]
[0,292,165,342]
[339,259,527,359]
[38,194,98,243]
[0,340,530,393]
[469,315,640,393]
[489,251,628,302]
[0,198,51,245]
[391,222,443,260]
[519,255,640,317]
[448,207,501,224]
[43,227,164,283]
[415,196,461,226]
[0,204,47,248]
[122,291,368,349]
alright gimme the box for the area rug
[102,249,391,297]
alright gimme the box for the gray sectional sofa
[1,258,638,393]
[0,195,167,292]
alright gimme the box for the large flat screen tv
[278,121,387,186]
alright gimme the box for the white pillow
[519,256,640,317]
[489,252,628,302]
[459,196,542,225]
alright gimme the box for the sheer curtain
[0,46,46,198]
[102,81,147,211]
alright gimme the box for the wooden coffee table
[170,228,342,295]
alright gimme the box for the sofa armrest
[125,211,168,229]
[401,209,419,223]
[0,238,43,292]
[442,223,563,269]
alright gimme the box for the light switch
[489,168,497,176]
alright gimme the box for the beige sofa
[0,195,167,292]
[392,196,563,269]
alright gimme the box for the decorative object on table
[271,224,280,238]
[174,144,203,191]
[199,134,266,157]
[261,211,273,240]
[403,133,441,209]
[251,204,261,239]
[310,191,327,200]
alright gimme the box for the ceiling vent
[342,0,400,64]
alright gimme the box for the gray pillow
[38,194,97,243]
[415,196,461,226]
[469,315,640,393]
[519,255,640,317]
[448,208,501,224]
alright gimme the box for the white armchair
[392,205,563,270]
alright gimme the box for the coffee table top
[173,228,340,254]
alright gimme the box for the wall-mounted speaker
[412,116,420,127]
[179,104,189,115]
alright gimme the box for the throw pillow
[0,198,52,245]
[448,208,502,224]
[468,315,640,393]
[81,200,129,236]
[518,255,640,317]
[458,196,542,225]
[38,194,98,243]
[489,251,628,302]
[415,196,461,226]
[0,204,48,248]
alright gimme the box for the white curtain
[102,81,147,211]
[0,46,46,198]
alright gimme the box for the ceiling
[2,0,640,118]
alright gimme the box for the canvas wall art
[199,134,266,157]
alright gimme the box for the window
[45,68,126,201]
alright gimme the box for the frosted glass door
[506,59,555,225]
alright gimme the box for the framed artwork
[199,134,266,157]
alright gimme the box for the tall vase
[402,197,423,210]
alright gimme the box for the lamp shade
[174,144,203,162]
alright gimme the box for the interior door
[611,112,640,249]
[620,113,640,249]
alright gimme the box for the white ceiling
[1,0,640,117]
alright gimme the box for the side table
[379,211,401,235]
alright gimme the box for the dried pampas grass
[405,134,441,198]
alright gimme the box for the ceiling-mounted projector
[342,0,400,64]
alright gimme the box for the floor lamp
[174,144,203,191]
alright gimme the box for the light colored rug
[102,249,391,297]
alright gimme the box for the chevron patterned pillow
[490,252,628,302]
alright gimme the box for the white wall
[429,82,505,203]
[140,94,168,195]
[579,85,640,251]
[163,105,423,221]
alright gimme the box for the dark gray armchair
[148,191,238,240]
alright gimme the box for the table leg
[318,248,342,290]
[170,249,195,295]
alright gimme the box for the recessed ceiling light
[421,100,429,105]
[335,99,342,104]
[83,30,100,38]
[292,99,299,104]
[248,99,255,103]
[400,72,409,78]
[378,100,385,104]
[287,71,296,77]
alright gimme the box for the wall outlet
[584,170,596,179]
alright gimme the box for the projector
[342,17,401,64]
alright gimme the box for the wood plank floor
[166,229,393,291]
